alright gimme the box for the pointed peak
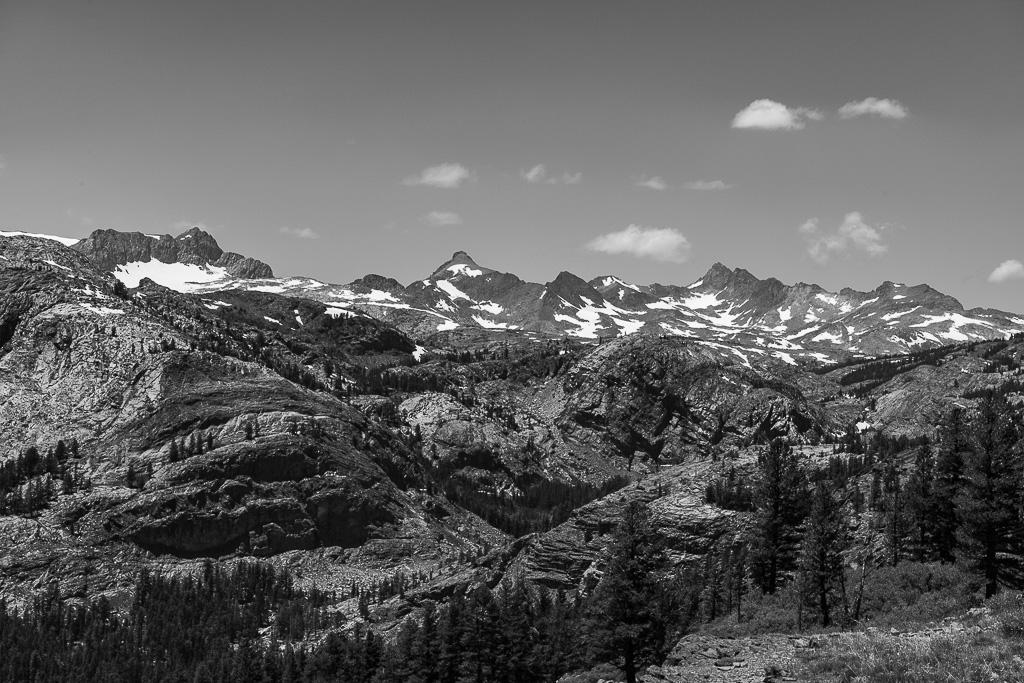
[429,250,494,279]
[540,271,604,308]
[698,262,737,288]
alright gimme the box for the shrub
[854,562,981,628]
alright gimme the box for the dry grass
[797,596,1024,683]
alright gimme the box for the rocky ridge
[2,229,1024,639]
[71,227,274,280]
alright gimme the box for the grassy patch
[797,592,1024,682]
[798,631,1024,682]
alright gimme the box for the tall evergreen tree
[933,406,970,562]
[955,393,1024,597]
[904,439,937,561]
[798,481,850,628]
[880,457,910,565]
[588,499,682,683]
[747,439,808,594]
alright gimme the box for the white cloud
[553,171,582,185]
[522,164,582,184]
[732,99,822,130]
[683,180,733,191]
[423,211,464,227]
[279,226,320,239]
[586,224,691,263]
[522,164,547,183]
[988,259,1024,283]
[403,163,473,189]
[838,97,909,120]
[799,212,889,264]
[636,176,667,190]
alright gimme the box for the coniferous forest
[2,391,1024,682]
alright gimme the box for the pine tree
[747,439,808,594]
[880,456,909,565]
[587,499,681,683]
[169,440,179,463]
[798,481,850,628]
[905,439,936,561]
[933,406,970,562]
[955,393,1024,597]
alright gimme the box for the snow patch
[472,315,514,329]
[473,301,503,315]
[436,319,459,331]
[882,307,920,320]
[436,279,471,302]
[601,276,640,292]
[680,291,723,309]
[111,259,234,293]
[0,230,79,246]
[812,330,843,343]
[79,303,122,316]
[447,264,483,277]
[612,318,645,335]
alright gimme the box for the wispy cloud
[732,99,823,130]
[586,224,691,263]
[423,211,463,227]
[522,164,547,183]
[522,164,582,184]
[554,171,582,185]
[403,163,473,189]
[989,259,1024,283]
[635,176,667,190]
[799,212,889,264]
[279,226,320,239]
[838,97,909,120]
[683,180,733,191]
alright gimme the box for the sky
[1,0,1023,311]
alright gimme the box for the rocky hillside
[2,227,1023,619]
[0,234,505,605]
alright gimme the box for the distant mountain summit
[8,228,1022,363]
[428,251,495,280]
[72,227,274,280]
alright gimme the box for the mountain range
[7,227,1022,364]
[1,225,1023,630]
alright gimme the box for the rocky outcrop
[553,336,840,463]
[72,227,274,279]
[0,235,502,604]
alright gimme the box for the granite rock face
[0,235,499,603]
[72,227,274,279]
